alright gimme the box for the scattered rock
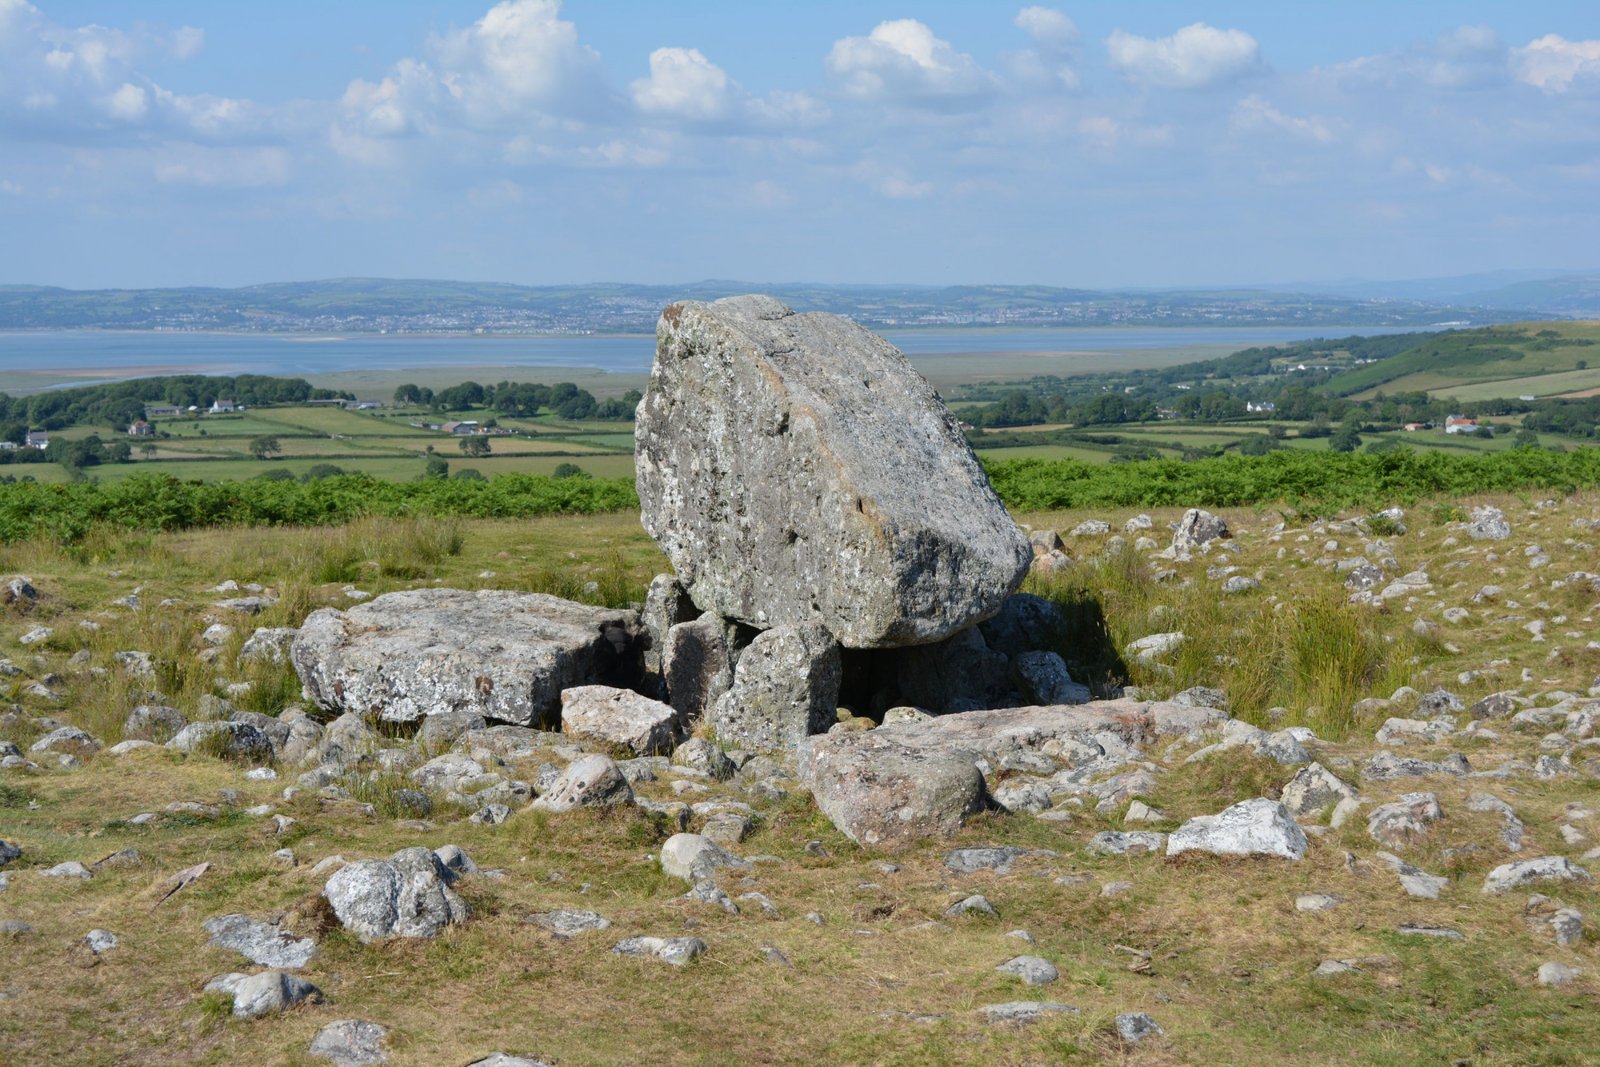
[980,1001,1078,1025]
[1375,851,1448,899]
[1483,856,1592,895]
[1167,799,1307,861]
[1281,762,1359,819]
[945,894,997,918]
[206,970,322,1019]
[1366,792,1443,849]
[944,847,1029,874]
[1089,831,1166,856]
[526,910,612,939]
[29,726,101,759]
[323,847,470,941]
[1115,1012,1163,1044]
[659,833,750,884]
[560,685,679,756]
[1467,506,1512,541]
[203,914,317,969]
[610,935,707,967]
[167,720,273,762]
[309,1019,390,1066]
[996,955,1058,985]
[531,755,634,812]
[1537,961,1582,987]
[1169,508,1231,559]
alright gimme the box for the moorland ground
[3,492,1600,1066]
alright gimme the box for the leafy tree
[1513,428,1540,449]
[452,468,486,481]
[1329,424,1362,452]
[302,464,346,481]
[423,454,449,479]
[1237,434,1277,456]
[459,436,491,458]
[393,384,422,405]
[552,463,589,479]
[140,442,158,459]
[249,436,282,460]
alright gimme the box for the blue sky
[4,1,1599,289]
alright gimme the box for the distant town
[0,278,1553,334]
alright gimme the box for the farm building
[128,420,154,436]
[1444,415,1478,434]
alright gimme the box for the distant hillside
[1324,321,1600,400]
[0,277,1532,333]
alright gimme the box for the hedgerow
[984,448,1600,514]
[5,447,1600,543]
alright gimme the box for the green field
[1336,320,1600,399]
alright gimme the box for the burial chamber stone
[291,589,642,727]
[635,295,1031,649]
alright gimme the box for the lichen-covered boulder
[323,846,470,941]
[635,295,1030,648]
[291,589,642,727]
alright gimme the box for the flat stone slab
[203,913,317,969]
[635,295,1030,648]
[292,589,642,727]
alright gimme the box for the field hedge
[5,447,1600,543]
[0,472,640,543]
[985,448,1600,512]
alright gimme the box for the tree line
[391,380,642,420]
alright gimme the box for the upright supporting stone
[707,625,841,750]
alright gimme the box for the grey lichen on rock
[635,295,1030,649]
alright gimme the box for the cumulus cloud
[1107,22,1262,89]
[0,0,248,139]
[632,47,734,121]
[1513,34,1600,92]
[1007,6,1080,92]
[826,19,995,108]
[1014,7,1078,53]
[335,0,611,148]
[1232,94,1335,143]
[629,47,827,127]
[152,145,291,187]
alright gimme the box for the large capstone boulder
[560,685,679,756]
[322,846,469,941]
[706,625,841,751]
[291,589,642,727]
[635,295,1031,648]
[798,729,987,851]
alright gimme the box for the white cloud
[1232,94,1335,143]
[170,26,205,60]
[0,1,249,138]
[1514,34,1600,92]
[1014,7,1077,53]
[104,83,147,121]
[430,0,608,119]
[0,178,22,195]
[1330,26,1509,91]
[1107,22,1261,89]
[631,47,734,121]
[826,19,995,108]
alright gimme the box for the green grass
[1331,321,1600,399]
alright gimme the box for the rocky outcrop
[291,589,642,727]
[635,295,1030,649]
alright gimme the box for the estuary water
[0,324,1433,387]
